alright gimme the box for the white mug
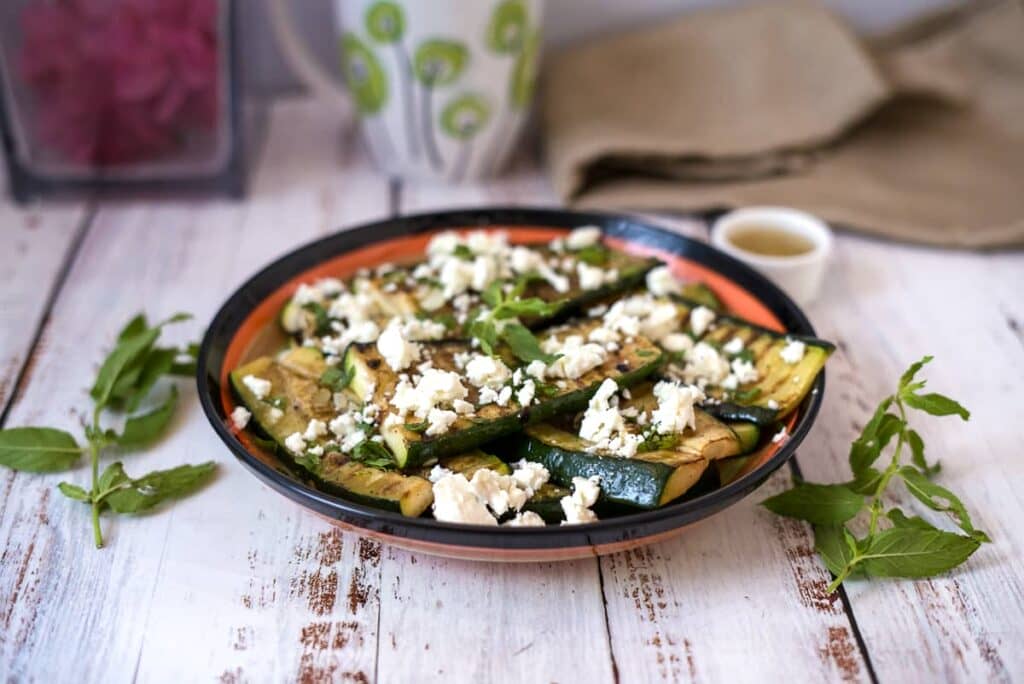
[269,0,545,183]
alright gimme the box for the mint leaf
[906,429,940,477]
[858,527,981,579]
[814,524,858,577]
[847,466,885,495]
[501,322,558,364]
[494,297,562,320]
[97,462,131,494]
[469,318,499,355]
[849,410,902,475]
[103,462,217,514]
[899,355,933,389]
[575,244,609,266]
[351,441,394,469]
[902,392,970,421]
[117,314,149,342]
[481,280,504,308]
[117,386,178,449]
[898,466,989,542]
[887,508,935,530]
[0,427,82,472]
[295,450,322,475]
[120,347,176,412]
[92,327,160,405]
[58,482,91,502]
[761,482,864,525]
[319,365,353,392]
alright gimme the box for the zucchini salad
[229,227,833,526]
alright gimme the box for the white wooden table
[2,98,1022,684]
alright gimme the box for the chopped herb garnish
[351,441,395,469]
[575,244,609,266]
[453,244,474,260]
[733,387,762,402]
[319,365,353,392]
[295,450,322,475]
[404,421,429,433]
[301,302,332,335]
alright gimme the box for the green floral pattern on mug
[340,33,388,114]
[486,0,528,54]
[413,39,469,87]
[365,1,405,43]
[441,93,491,139]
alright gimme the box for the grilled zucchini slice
[280,246,660,339]
[661,297,834,425]
[229,351,433,517]
[343,320,665,470]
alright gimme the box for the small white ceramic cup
[711,207,833,306]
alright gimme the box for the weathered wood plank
[0,98,392,683]
[0,189,88,416]
[798,236,1024,683]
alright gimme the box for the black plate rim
[196,206,826,551]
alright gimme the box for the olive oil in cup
[711,207,833,305]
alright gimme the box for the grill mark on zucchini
[230,352,434,517]
[280,246,661,339]
[345,320,665,470]
[663,296,834,425]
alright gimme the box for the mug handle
[266,0,353,116]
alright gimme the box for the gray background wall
[241,0,963,95]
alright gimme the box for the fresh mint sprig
[762,356,988,592]
[0,313,216,548]
[468,279,563,364]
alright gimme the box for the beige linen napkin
[542,1,1024,248]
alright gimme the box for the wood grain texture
[0,99,390,683]
[798,237,1024,683]
[0,192,87,417]
[3,97,1024,683]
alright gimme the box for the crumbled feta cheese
[377,319,421,371]
[428,465,452,483]
[340,429,366,452]
[689,306,716,337]
[576,262,608,290]
[560,476,601,524]
[780,339,806,364]
[230,406,251,430]
[465,354,512,388]
[292,283,321,306]
[767,399,780,410]
[511,459,550,495]
[431,473,498,525]
[771,427,789,444]
[661,333,694,353]
[452,399,475,415]
[266,407,284,424]
[503,511,546,527]
[723,337,745,355]
[403,318,447,341]
[566,226,602,250]
[730,358,759,384]
[390,369,469,419]
[525,360,548,380]
[425,408,458,436]
[543,335,607,380]
[645,265,682,297]
[682,342,731,387]
[643,301,681,341]
[651,381,705,435]
[578,379,643,458]
[242,375,272,400]
[426,231,460,257]
[303,419,328,441]
[284,432,307,455]
[516,379,536,407]
[469,468,528,516]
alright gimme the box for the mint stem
[867,397,907,536]
[89,406,105,548]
